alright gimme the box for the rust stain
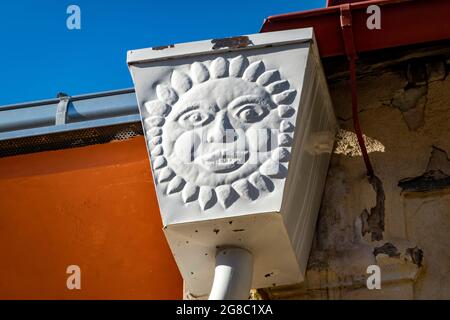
[152,44,175,51]
[211,36,253,50]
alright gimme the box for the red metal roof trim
[327,0,371,6]
[261,0,450,58]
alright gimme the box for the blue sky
[0,1,325,105]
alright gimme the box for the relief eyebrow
[174,104,200,120]
[228,95,267,110]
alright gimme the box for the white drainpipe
[208,247,253,300]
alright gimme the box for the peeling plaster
[373,242,400,258]
[406,247,424,267]
[361,175,385,241]
[399,146,450,193]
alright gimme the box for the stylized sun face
[143,55,297,210]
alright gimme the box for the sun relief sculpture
[143,55,297,211]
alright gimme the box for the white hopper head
[127,28,337,297]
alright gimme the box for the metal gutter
[0,88,140,141]
[261,0,450,58]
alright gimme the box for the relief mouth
[196,149,249,173]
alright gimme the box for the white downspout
[208,247,253,300]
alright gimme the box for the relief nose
[206,112,237,143]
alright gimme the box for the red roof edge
[327,0,372,6]
[261,0,450,58]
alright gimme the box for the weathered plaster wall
[259,55,450,299]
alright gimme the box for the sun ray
[277,105,295,118]
[158,167,175,183]
[210,57,228,78]
[148,136,162,150]
[266,80,289,94]
[190,62,209,83]
[232,179,259,201]
[229,55,248,77]
[144,100,171,117]
[242,60,264,82]
[182,182,199,203]
[153,156,167,169]
[280,120,294,133]
[150,144,163,156]
[259,159,280,176]
[146,127,162,137]
[259,160,288,179]
[199,187,216,210]
[156,84,178,105]
[144,116,165,128]
[171,70,192,93]
[273,89,296,104]
[215,185,238,209]
[167,176,185,194]
[272,147,291,162]
[278,133,293,147]
[256,70,280,86]
[249,172,274,193]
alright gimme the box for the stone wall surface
[258,55,450,300]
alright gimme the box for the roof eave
[261,0,450,58]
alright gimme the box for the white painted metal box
[128,28,337,296]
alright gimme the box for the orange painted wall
[0,137,182,299]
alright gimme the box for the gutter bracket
[340,4,357,60]
[55,93,71,125]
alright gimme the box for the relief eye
[179,110,213,128]
[234,104,268,123]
